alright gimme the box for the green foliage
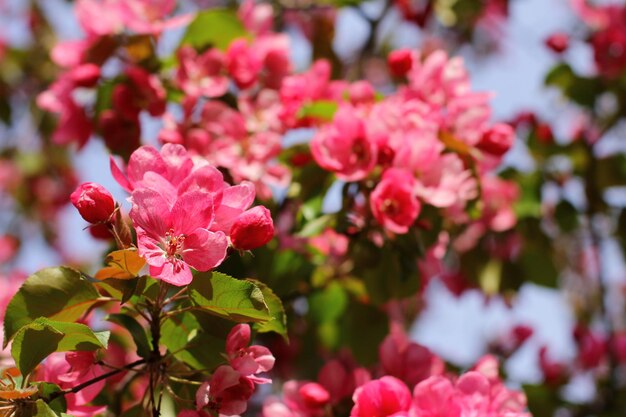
[354,241,421,305]
[11,318,108,376]
[106,313,151,359]
[188,271,271,322]
[3,267,100,348]
[161,311,227,371]
[297,101,338,121]
[342,301,388,366]
[545,63,604,108]
[180,9,248,50]
[248,280,288,338]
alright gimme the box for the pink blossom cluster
[179,324,275,417]
[351,355,529,417]
[299,49,517,236]
[571,0,626,78]
[159,3,292,200]
[37,0,186,151]
[262,328,529,417]
[108,144,274,286]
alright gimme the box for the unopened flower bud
[70,182,116,224]
[545,32,569,54]
[70,63,101,88]
[477,123,515,156]
[388,49,413,77]
[299,382,330,409]
[230,206,274,251]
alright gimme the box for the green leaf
[106,313,151,359]
[4,267,100,348]
[180,9,248,51]
[188,272,270,322]
[296,214,334,238]
[35,400,59,417]
[309,283,348,324]
[342,301,388,366]
[36,382,67,415]
[247,280,287,338]
[161,311,226,371]
[297,100,338,121]
[11,318,108,376]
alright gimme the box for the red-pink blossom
[36,75,93,148]
[351,376,412,417]
[238,0,274,36]
[117,0,192,35]
[130,188,228,286]
[318,359,371,404]
[416,154,478,209]
[370,168,421,234]
[379,327,444,388]
[311,107,377,181]
[226,324,275,383]
[480,177,519,232]
[196,365,255,416]
[176,46,229,98]
[227,39,263,90]
[591,24,626,78]
[37,352,106,416]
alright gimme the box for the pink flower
[591,24,626,78]
[411,376,460,417]
[238,0,274,36]
[318,359,371,404]
[370,168,421,234]
[573,325,607,369]
[230,206,275,251]
[351,376,412,417]
[416,154,478,209]
[70,182,116,224]
[129,188,228,286]
[379,327,444,388]
[311,107,377,181]
[411,360,530,417]
[0,235,19,264]
[36,75,93,148]
[111,144,196,193]
[176,46,229,98]
[226,324,275,383]
[118,0,192,34]
[226,39,263,90]
[113,67,167,120]
[480,177,519,232]
[37,352,106,417]
[75,0,123,37]
[196,365,255,416]
[309,229,349,259]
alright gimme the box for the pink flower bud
[299,382,330,409]
[545,32,569,54]
[477,123,515,156]
[70,63,101,88]
[388,49,413,77]
[230,206,274,250]
[70,182,116,224]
